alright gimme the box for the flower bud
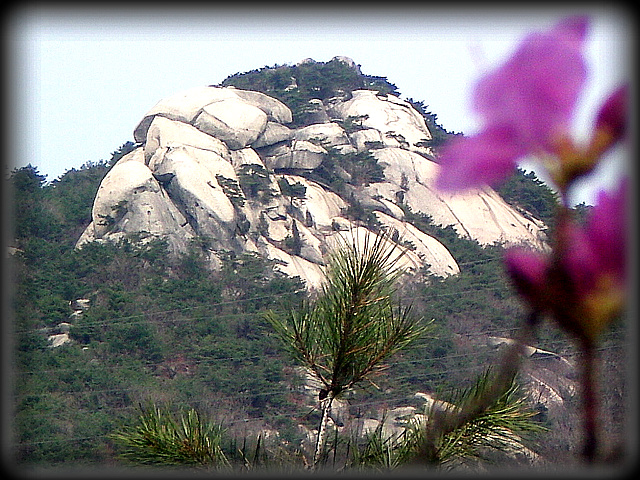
[595,84,628,144]
[586,85,628,161]
[504,248,550,310]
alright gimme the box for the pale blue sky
[7,5,630,205]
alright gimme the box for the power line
[13,330,594,377]
[12,341,628,449]
[15,317,626,377]
[15,341,627,403]
[12,257,518,337]
[15,280,514,336]
[11,363,494,421]
[13,291,303,335]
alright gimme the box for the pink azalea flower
[436,16,589,192]
[504,177,627,341]
[561,178,627,298]
[591,84,628,154]
[595,85,628,141]
[434,125,524,191]
[560,220,603,298]
[584,178,627,281]
[503,247,549,307]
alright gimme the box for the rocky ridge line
[77,69,546,289]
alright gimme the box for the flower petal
[473,15,588,151]
[435,125,524,191]
[586,177,627,280]
[504,247,550,309]
[560,221,600,297]
[504,248,549,287]
[595,84,628,144]
[552,14,589,43]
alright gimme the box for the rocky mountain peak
[77,62,547,289]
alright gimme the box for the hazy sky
[7,5,630,205]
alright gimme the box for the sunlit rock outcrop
[78,72,547,288]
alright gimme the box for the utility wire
[15,280,513,335]
[13,341,627,449]
[14,342,627,402]
[15,331,604,377]
[14,320,626,376]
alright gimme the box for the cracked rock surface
[78,85,546,289]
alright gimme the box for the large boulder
[261,140,327,171]
[290,141,327,170]
[144,115,231,164]
[134,85,291,152]
[156,146,236,229]
[324,224,457,279]
[252,122,293,149]
[230,147,266,169]
[332,55,362,73]
[292,122,350,148]
[193,98,268,150]
[133,86,238,142]
[230,88,293,124]
[297,99,331,124]
[278,175,346,231]
[329,90,433,157]
[373,211,459,277]
[349,128,384,153]
[259,239,326,289]
[77,147,196,254]
[366,147,547,248]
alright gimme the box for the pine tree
[267,229,430,468]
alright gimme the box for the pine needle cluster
[109,403,229,469]
[267,230,430,401]
[349,371,545,471]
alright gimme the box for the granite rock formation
[78,68,546,289]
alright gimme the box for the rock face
[78,81,546,289]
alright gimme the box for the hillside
[8,57,625,471]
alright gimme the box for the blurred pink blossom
[592,84,628,153]
[436,16,589,192]
[503,247,549,306]
[504,178,627,341]
[584,178,627,281]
